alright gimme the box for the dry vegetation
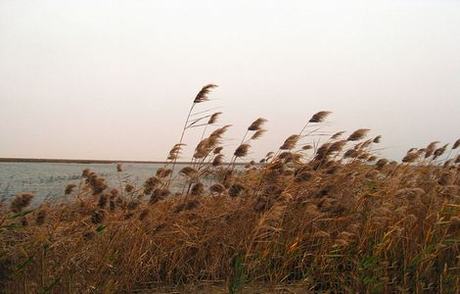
[1,85,460,293]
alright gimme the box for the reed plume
[309,111,331,123]
[144,176,162,194]
[248,118,267,131]
[280,135,300,150]
[190,182,205,196]
[179,166,198,178]
[156,168,172,178]
[234,144,251,158]
[210,183,226,194]
[82,168,90,178]
[347,128,370,141]
[208,112,222,124]
[328,140,347,153]
[367,155,377,162]
[251,129,266,140]
[97,193,108,208]
[314,143,332,161]
[125,184,135,193]
[194,84,218,103]
[433,144,448,159]
[65,184,76,195]
[343,148,359,159]
[90,209,105,224]
[212,154,224,166]
[294,171,313,182]
[10,192,34,213]
[35,209,47,225]
[150,188,170,204]
[331,131,345,140]
[213,146,223,154]
[373,135,382,143]
[424,141,439,158]
[402,151,420,163]
[167,143,185,161]
[193,126,229,160]
[228,183,246,197]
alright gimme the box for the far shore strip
[0,158,250,165]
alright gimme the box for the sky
[1,0,459,162]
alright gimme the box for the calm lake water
[0,162,186,204]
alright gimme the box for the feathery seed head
[156,168,172,178]
[228,183,246,197]
[10,192,34,213]
[125,184,135,193]
[190,182,205,196]
[234,144,251,158]
[433,144,448,159]
[208,112,222,124]
[331,131,345,140]
[91,209,105,224]
[168,143,185,161]
[280,134,300,150]
[193,84,218,103]
[373,135,382,143]
[179,166,198,178]
[82,168,91,178]
[150,188,170,204]
[402,152,420,163]
[65,184,76,195]
[35,209,47,225]
[309,111,332,123]
[453,138,460,150]
[210,183,226,194]
[251,129,266,140]
[213,146,223,154]
[212,154,224,166]
[376,159,388,169]
[248,118,267,131]
[144,176,162,194]
[425,141,439,158]
[329,140,347,153]
[347,129,370,141]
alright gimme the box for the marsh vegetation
[1,85,459,293]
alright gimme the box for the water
[0,162,185,204]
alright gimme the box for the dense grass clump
[0,85,459,293]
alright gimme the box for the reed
[0,87,459,293]
[166,84,218,187]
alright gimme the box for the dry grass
[0,85,460,293]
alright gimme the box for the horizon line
[0,157,249,165]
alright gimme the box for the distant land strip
[0,158,248,165]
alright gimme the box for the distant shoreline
[0,158,248,165]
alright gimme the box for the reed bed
[0,85,459,293]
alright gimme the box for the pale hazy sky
[1,0,459,162]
